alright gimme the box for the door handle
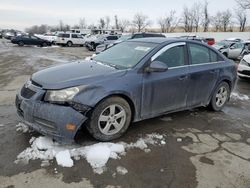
[179,75,188,80]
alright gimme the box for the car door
[71,34,78,44]
[228,43,244,59]
[141,42,189,118]
[30,36,40,45]
[186,42,221,108]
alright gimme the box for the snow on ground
[16,122,29,133]
[231,92,250,101]
[15,133,166,174]
[116,166,128,175]
[0,124,5,127]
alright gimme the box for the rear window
[107,36,118,40]
[58,33,70,38]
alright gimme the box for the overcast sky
[0,0,242,31]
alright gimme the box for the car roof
[128,37,178,44]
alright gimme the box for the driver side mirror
[145,61,168,73]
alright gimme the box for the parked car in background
[16,38,237,142]
[205,38,215,45]
[4,32,15,40]
[36,33,58,44]
[96,32,166,53]
[11,35,52,47]
[55,33,85,47]
[238,54,250,79]
[0,32,2,39]
[86,34,120,51]
[220,42,250,60]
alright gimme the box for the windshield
[118,34,132,41]
[93,41,157,69]
[216,41,229,47]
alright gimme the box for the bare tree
[201,0,210,32]
[211,12,223,32]
[235,8,247,32]
[132,13,151,32]
[119,19,130,32]
[114,15,119,30]
[192,2,202,32]
[158,10,179,33]
[25,24,48,34]
[105,16,110,29]
[221,10,232,32]
[236,0,250,9]
[182,6,194,32]
[79,18,87,29]
[59,20,64,31]
[99,18,105,29]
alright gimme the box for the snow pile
[231,92,249,101]
[16,123,29,133]
[15,133,166,174]
[56,150,73,167]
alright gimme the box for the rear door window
[189,43,222,64]
[154,45,185,68]
[189,43,210,65]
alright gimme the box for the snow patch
[55,150,73,167]
[231,92,249,101]
[0,124,5,127]
[116,166,128,175]
[15,133,166,174]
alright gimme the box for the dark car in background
[16,38,237,143]
[11,35,52,47]
[96,32,166,53]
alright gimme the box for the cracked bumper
[15,93,88,143]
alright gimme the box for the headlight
[44,87,80,102]
[240,59,250,67]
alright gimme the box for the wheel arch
[92,93,136,123]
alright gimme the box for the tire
[86,97,132,141]
[67,41,73,47]
[42,42,47,47]
[209,82,230,111]
[91,43,96,51]
[18,41,24,46]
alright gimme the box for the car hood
[243,54,250,63]
[31,60,127,90]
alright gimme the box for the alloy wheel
[98,104,126,135]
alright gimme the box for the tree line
[26,0,249,34]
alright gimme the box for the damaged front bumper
[15,83,88,143]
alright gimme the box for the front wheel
[18,41,24,46]
[209,82,230,111]
[87,97,132,141]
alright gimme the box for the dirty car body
[16,38,237,142]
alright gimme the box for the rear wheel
[18,41,24,46]
[209,82,230,111]
[67,41,73,47]
[87,97,132,141]
[42,42,47,47]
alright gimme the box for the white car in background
[55,33,85,47]
[35,33,58,44]
[238,54,250,79]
